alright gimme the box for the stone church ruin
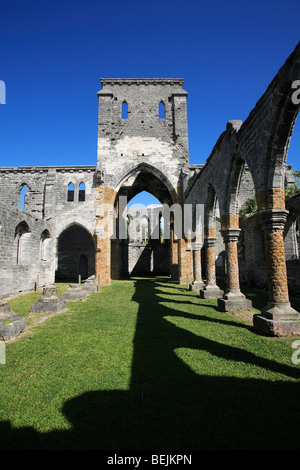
[1,42,300,337]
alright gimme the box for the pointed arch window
[79,182,86,202]
[159,101,165,119]
[40,229,51,262]
[67,182,74,202]
[122,101,128,119]
[20,184,27,211]
[15,221,31,264]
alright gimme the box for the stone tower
[94,78,191,285]
[96,78,190,191]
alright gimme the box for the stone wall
[0,203,54,298]
[0,166,97,297]
[120,241,170,276]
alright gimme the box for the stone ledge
[253,314,300,337]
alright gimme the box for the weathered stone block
[218,297,252,312]
[31,286,67,313]
[62,284,87,301]
[253,314,300,337]
[0,317,26,341]
[0,301,26,340]
[189,281,205,291]
[82,279,98,293]
[200,285,224,299]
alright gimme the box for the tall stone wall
[0,203,54,298]
[0,166,97,298]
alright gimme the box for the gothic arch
[114,162,177,205]
[56,223,95,281]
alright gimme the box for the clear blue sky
[0,0,299,207]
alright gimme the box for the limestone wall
[0,203,54,298]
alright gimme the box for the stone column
[217,228,252,311]
[178,238,193,285]
[94,175,117,286]
[200,228,223,298]
[189,243,204,290]
[253,208,300,335]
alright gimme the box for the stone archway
[56,224,95,281]
[112,165,177,280]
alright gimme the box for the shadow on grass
[1,277,300,451]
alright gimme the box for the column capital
[258,209,289,231]
[191,242,203,251]
[204,237,216,247]
[220,228,241,242]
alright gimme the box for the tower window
[20,184,27,211]
[159,101,165,119]
[122,101,128,119]
[79,182,86,202]
[67,183,74,202]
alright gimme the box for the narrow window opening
[141,217,149,244]
[122,101,128,119]
[159,101,165,119]
[160,214,165,243]
[67,183,74,202]
[79,182,86,202]
[20,184,27,211]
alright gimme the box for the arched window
[78,182,85,202]
[141,217,149,243]
[40,229,51,262]
[67,182,74,202]
[160,214,164,243]
[122,101,128,119]
[20,184,27,211]
[159,101,165,119]
[15,221,31,264]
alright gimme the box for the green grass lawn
[0,277,299,450]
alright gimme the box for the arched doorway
[120,191,170,277]
[112,165,179,280]
[56,224,95,281]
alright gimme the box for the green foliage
[293,170,300,180]
[240,169,300,221]
[285,183,300,200]
[239,197,257,220]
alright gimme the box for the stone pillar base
[62,284,87,301]
[0,301,26,341]
[189,281,205,291]
[82,278,98,293]
[253,314,300,337]
[200,284,224,299]
[261,302,300,321]
[218,291,252,312]
[31,286,67,313]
